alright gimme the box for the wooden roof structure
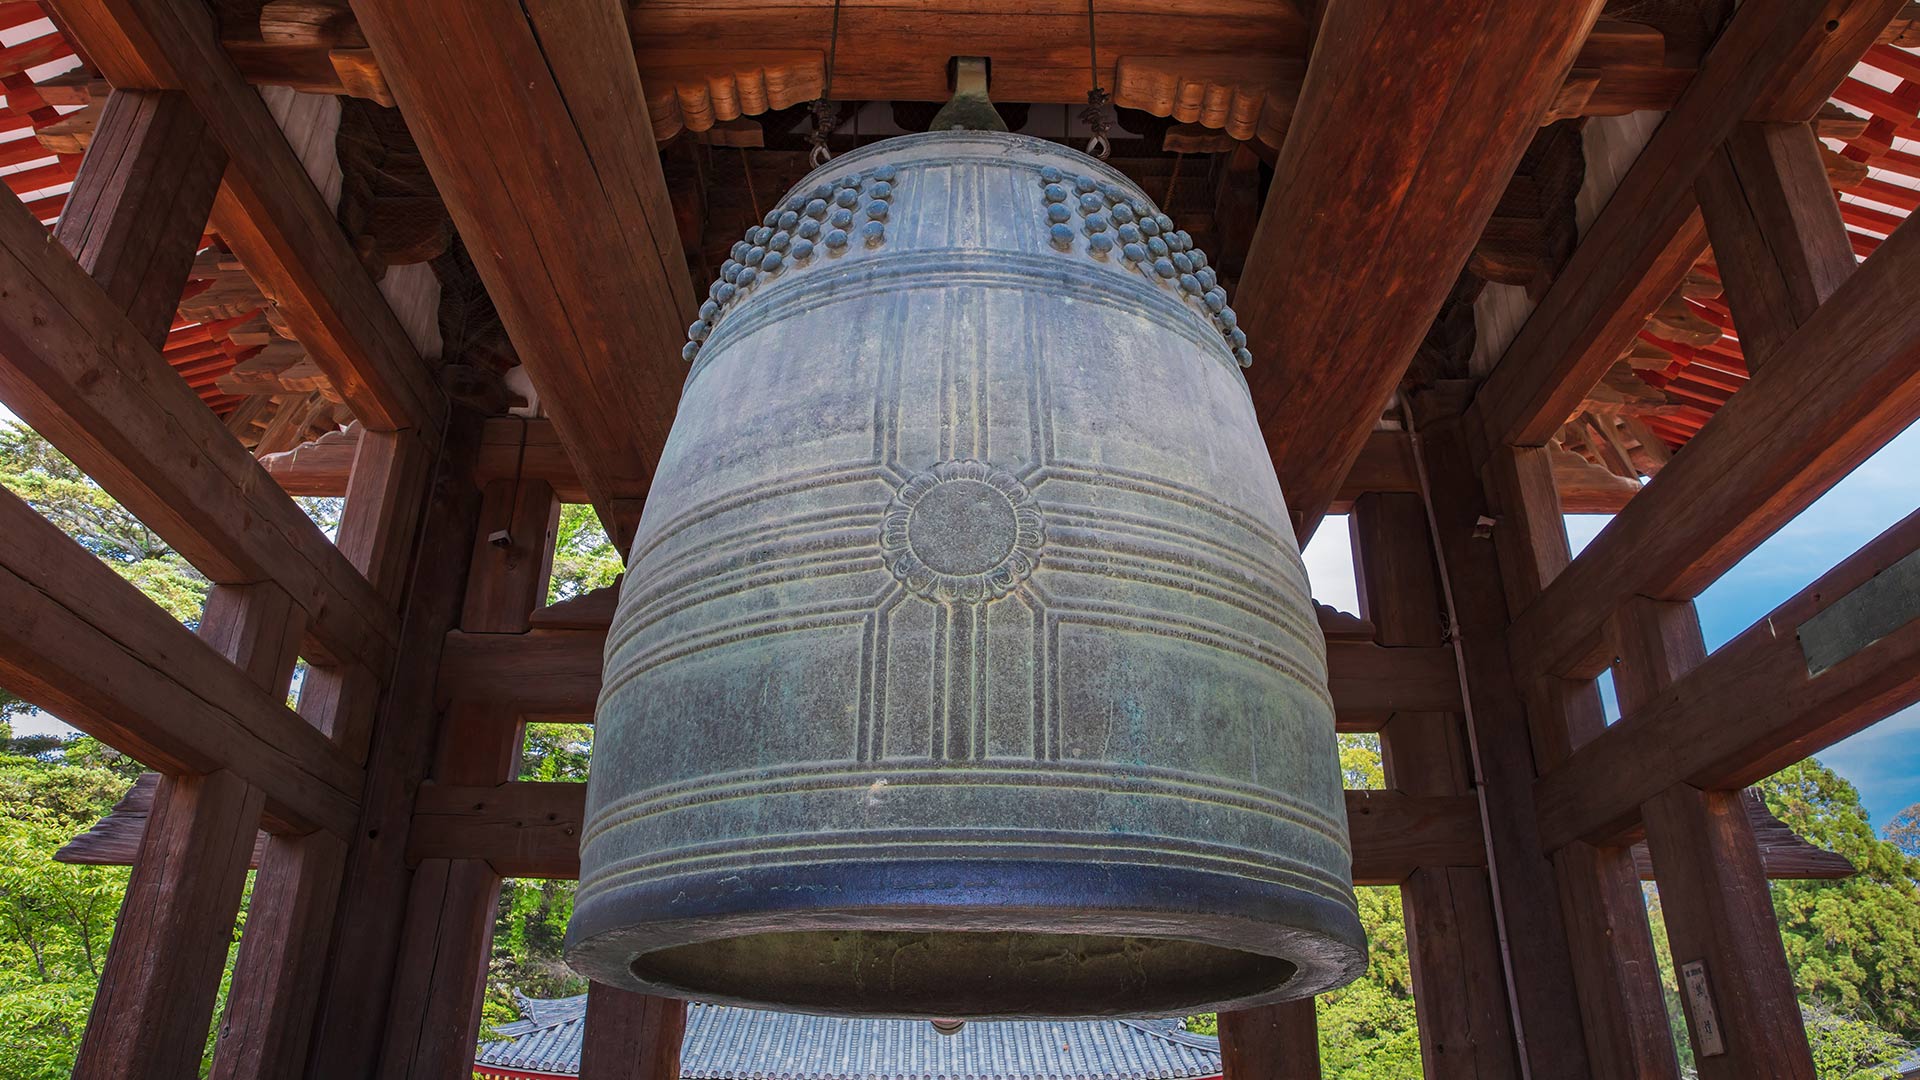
[0,1,1915,1077]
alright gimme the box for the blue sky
[1304,421,1920,833]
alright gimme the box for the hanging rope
[808,0,845,167]
[1081,0,1112,159]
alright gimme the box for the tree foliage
[0,733,135,1078]
[0,422,210,629]
[1887,803,1920,859]
[1761,761,1920,1043]
[547,504,624,604]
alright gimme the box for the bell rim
[564,856,1366,1020]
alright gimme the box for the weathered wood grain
[0,486,360,835]
[1239,0,1603,536]
[49,0,443,438]
[0,182,397,672]
[1473,0,1901,450]
[350,0,694,549]
[1507,214,1920,681]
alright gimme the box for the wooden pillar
[77,583,302,1079]
[307,416,483,1077]
[212,431,433,1080]
[1694,122,1853,369]
[1220,1001,1320,1080]
[1415,397,1678,1079]
[373,476,557,1078]
[1352,492,1520,1079]
[1610,598,1814,1077]
[54,94,291,1077]
[52,90,225,349]
[580,986,687,1080]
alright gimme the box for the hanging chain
[808,0,845,167]
[1081,0,1111,159]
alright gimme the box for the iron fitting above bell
[567,131,1364,1019]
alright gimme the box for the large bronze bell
[566,131,1365,1019]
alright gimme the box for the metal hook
[810,141,833,168]
[1084,132,1110,160]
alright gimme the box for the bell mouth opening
[629,929,1297,1018]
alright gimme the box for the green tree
[547,504,623,604]
[0,738,135,1078]
[0,422,210,627]
[1762,761,1920,1042]
[1887,803,1920,859]
[485,504,610,1030]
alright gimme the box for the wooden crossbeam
[1694,123,1855,370]
[48,0,443,439]
[0,183,398,672]
[68,765,1847,882]
[1534,507,1920,850]
[1608,595,1815,1077]
[434,625,1462,725]
[1507,213,1920,680]
[349,0,696,549]
[264,417,588,502]
[74,770,264,1079]
[1472,0,1901,450]
[0,486,361,837]
[407,781,1486,886]
[1238,0,1604,536]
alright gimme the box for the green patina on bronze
[567,131,1363,1019]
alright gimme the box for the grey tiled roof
[476,996,1224,1079]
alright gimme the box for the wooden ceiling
[2,0,1914,544]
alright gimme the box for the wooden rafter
[1508,213,1920,680]
[0,486,360,837]
[48,0,443,440]
[348,0,695,550]
[0,185,397,670]
[1237,0,1604,536]
[1472,0,1902,450]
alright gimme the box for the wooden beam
[1643,785,1815,1074]
[1353,493,1521,1080]
[350,0,696,548]
[580,987,686,1080]
[1694,123,1855,369]
[408,781,1484,887]
[0,485,360,836]
[1534,507,1920,850]
[1473,0,1900,450]
[70,769,1845,881]
[1220,1001,1320,1080]
[1239,0,1603,534]
[374,432,551,1077]
[0,183,398,673]
[211,430,434,1080]
[461,479,559,635]
[73,770,264,1080]
[1418,411,1677,1078]
[48,0,443,438]
[434,625,1461,724]
[265,416,588,501]
[1506,213,1920,681]
[306,416,482,1078]
[77,582,299,1080]
[1608,596,1814,1076]
[52,90,224,349]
